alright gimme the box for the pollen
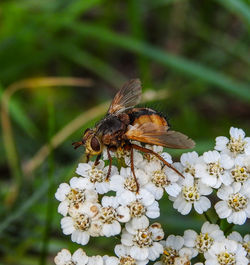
[228,193,248,212]
[66,188,85,209]
[119,256,136,265]
[182,185,200,202]
[216,251,236,265]
[128,200,146,218]
[184,163,196,177]
[195,232,214,253]
[231,166,249,183]
[89,167,104,183]
[74,214,91,231]
[152,170,169,187]
[99,206,117,224]
[124,176,138,193]
[133,228,153,247]
[227,136,246,155]
[161,247,178,264]
[207,162,224,177]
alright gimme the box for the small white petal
[71,231,90,245]
[203,151,220,164]
[144,183,163,200]
[130,246,148,260]
[117,190,135,206]
[76,163,91,177]
[166,235,184,250]
[183,230,197,247]
[58,201,69,216]
[194,196,211,214]
[109,175,124,192]
[165,183,181,197]
[146,201,160,219]
[227,211,247,225]
[72,249,88,265]
[121,231,134,246]
[54,249,72,265]
[55,183,71,201]
[101,196,118,208]
[138,189,155,206]
[95,182,110,194]
[148,242,163,261]
[117,206,131,223]
[130,215,149,230]
[230,127,245,139]
[215,201,232,218]
[228,231,243,242]
[61,217,74,235]
[104,256,118,265]
[102,221,121,237]
[88,256,104,265]
[215,136,229,151]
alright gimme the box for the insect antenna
[72,141,84,149]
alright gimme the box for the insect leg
[131,144,185,178]
[94,154,101,166]
[130,145,140,193]
[105,148,113,181]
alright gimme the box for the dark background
[0,0,249,264]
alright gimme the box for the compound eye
[90,137,100,152]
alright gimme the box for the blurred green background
[0,0,250,264]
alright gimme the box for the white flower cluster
[54,127,250,265]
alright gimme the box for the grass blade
[68,23,250,101]
[58,44,126,87]
[0,85,39,138]
[215,0,250,26]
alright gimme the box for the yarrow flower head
[76,160,118,194]
[204,239,248,265]
[54,248,103,265]
[60,201,102,245]
[142,157,182,200]
[54,249,88,265]
[154,234,194,265]
[98,196,130,237]
[215,127,250,158]
[215,182,250,225]
[55,177,97,216]
[121,216,164,261]
[54,126,250,265]
[195,150,234,188]
[104,244,149,265]
[183,221,225,256]
[228,231,250,260]
[169,174,212,215]
[230,155,250,185]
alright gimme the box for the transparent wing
[125,122,195,149]
[108,79,142,114]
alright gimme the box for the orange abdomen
[128,108,169,129]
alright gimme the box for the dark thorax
[96,113,130,147]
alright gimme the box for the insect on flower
[73,79,195,191]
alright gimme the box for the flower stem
[203,212,212,223]
[224,223,235,235]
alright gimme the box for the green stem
[203,212,212,223]
[40,97,55,265]
[224,223,235,235]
